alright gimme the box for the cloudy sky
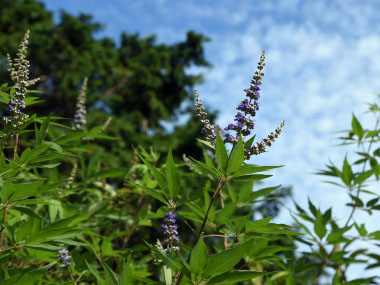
[42,0,380,278]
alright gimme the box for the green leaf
[342,157,353,186]
[248,185,281,202]
[354,170,373,185]
[8,179,46,202]
[138,154,168,194]
[215,131,228,173]
[190,235,208,274]
[166,149,180,199]
[227,136,244,175]
[86,260,105,284]
[0,274,21,285]
[164,266,172,285]
[231,165,283,177]
[189,157,221,178]
[208,270,270,284]
[101,261,119,285]
[231,174,271,182]
[26,227,84,244]
[38,114,51,144]
[314,210,327,239]
[12,206,46,221]
[52,132,84,144]
[203,240,253,278]
[19,148,31,164]
[352,114,364,140]
[120,254,134,285]
[144,241,181,272]
[25,244,61,252]
[44,214,87,230]
[327,226,352,243]
[16,263,55,285]
[256,246,294,258]
[136,185,167,204]
[43,141,62,153]
[196,138,215,151]
[244,135,256,149]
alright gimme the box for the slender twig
[13,134,18,159]
[179,215,198,236]
[204,234,229,238]
[176,177,226,284]
[0,203,9,248]
[122,192,145,248]
[219,190,228,249]
[0,243,24,253]
[0,163,26,177]
[312,115,380,285]
[0,138,5,163]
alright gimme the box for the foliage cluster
[1,1,380,284]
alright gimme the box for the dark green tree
[0,0,211,164]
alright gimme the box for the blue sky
[41,0,380,278]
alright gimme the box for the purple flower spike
[161,211,180,253]
[58,248,72,268]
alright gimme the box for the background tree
[0,0,211,165]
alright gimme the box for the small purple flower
[224,123,236,131]
[224,134,235,142]
[58,248,72,268]
[161,211,180,253]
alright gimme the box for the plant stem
[0,138,5,163]
[219,190,228,249]
[13,134,18,159]
[0,202,9,248]
[176,177,226,284]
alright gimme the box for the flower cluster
[195,51,285,160]
[65,161,78,190]
[74,77,88,131]
[161,211,180,253]
[224,51,266,144]
[247,120,285,157]
[4,30,39,134]
[194,90,216,144]
[57,248,72,268]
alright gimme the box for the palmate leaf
[208,270,271,284]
